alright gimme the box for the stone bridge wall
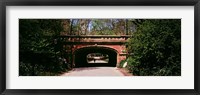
[61,35,130,67]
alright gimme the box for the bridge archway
[73,46,118,67]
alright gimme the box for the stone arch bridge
[60,35,130,68]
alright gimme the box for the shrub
[127,19,181,76]
[119,59,127,68]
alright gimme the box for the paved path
[61,67,124,76]
[88,60,108,63]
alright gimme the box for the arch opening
[87,53,109,64]
[74,46,117,67]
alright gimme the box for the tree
[19,19,70,76]
[126,19,181,76]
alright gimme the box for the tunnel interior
[74,46,117,67]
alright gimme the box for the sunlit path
[88,60,108,63]
[61,67,124,76]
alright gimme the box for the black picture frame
[0,0,200,95]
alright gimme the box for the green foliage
[19,19,71,76]
[119,59,126,68]
[90,30,115,35]
[127,19,181,76]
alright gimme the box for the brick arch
[73,45,118,67]
[73,45,119,54]
[72,45,126,67]
[61,35,130,68]
[72,45,126,54]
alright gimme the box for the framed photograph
[1,0,200,95]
